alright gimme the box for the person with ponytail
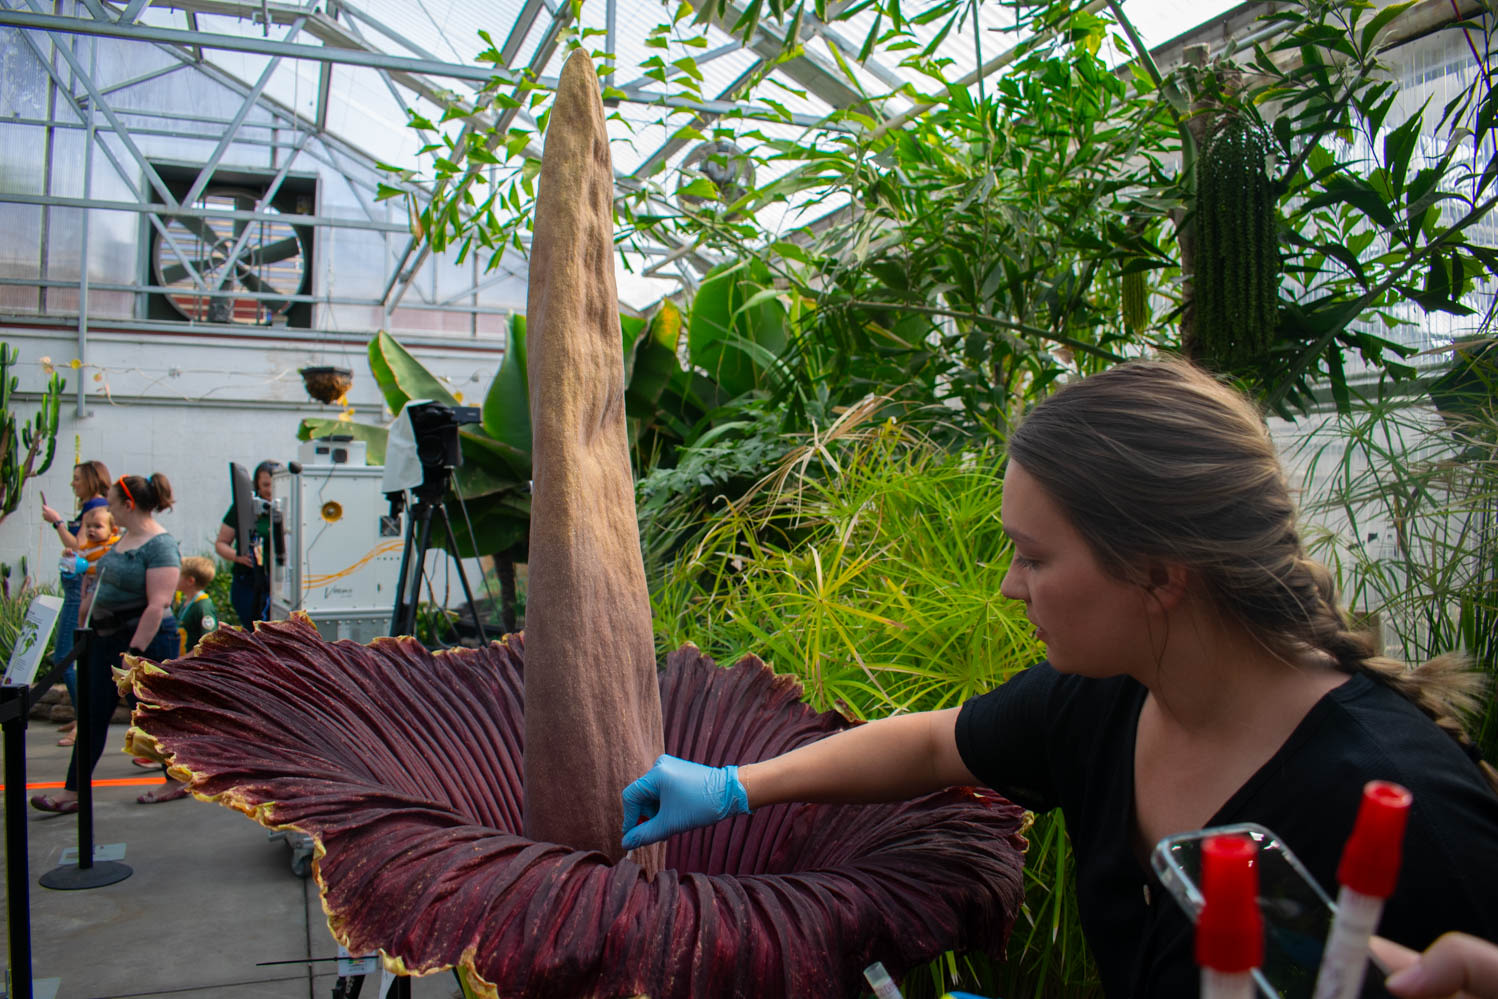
[31,472,184,812]
[618,358,1498,997]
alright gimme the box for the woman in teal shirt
[31,473,181,813]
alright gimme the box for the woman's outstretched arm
[621,708,976,849]
[738,707,974,808]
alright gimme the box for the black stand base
[37,860,131,891]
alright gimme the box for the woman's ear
[1143,563,1189,611]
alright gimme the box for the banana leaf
[482,315,532,464]
[369,329,461,412]
[121,618,1026,998]
[686,259,789,400]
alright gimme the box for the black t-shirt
[956,662,1498,998]
[221,504,271,580]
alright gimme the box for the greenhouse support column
[76,33,97,421]
[605,0,616,88]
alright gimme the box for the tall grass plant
[1290,377,1497,758]
[651,425,1102,996]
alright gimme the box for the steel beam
[118,0,154,23]
[0,7,848,127]
[82,59,189,99]
[78,32,98,418]
[6,114,315,152]
[1,7,517,82]
[16,0,183,209]
[0,191,413,234]
[497,0,547,67]
[436,262,529,307]
[334,0,446,65]
[0,276,520,315]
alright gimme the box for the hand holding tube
[620,754,750,850]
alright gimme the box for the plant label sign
[4,594,63,686]
[336,945,378,976]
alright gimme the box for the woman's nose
[999,563,1024,602]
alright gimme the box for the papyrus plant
[121,51,1026,998]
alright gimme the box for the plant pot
[299,366,354,405]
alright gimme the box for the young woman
[32,473,183,812]
[39,459,111,747]
[620,359,1498,996]
[213,460,280,628]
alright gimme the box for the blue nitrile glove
[620,754,751,850]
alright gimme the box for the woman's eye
[1011,554,1039,569]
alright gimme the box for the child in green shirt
[176,556,220,656]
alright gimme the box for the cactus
[0,342,66,527]
[1194,114,1280,370]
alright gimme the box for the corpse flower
[122,621,1025,996]
[121,49,1027,998]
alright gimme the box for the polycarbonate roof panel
[1122,0,1243,48]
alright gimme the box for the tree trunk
[522,50,666,874]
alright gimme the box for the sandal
[137,784,189,805]
[30,794,79,814]
[131,757,161,769]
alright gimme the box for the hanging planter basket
[299,366,354,404]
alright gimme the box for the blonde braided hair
[1296,558,1498,793]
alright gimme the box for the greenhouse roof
[1,0,1244,313]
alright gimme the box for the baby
[74,506,120,616]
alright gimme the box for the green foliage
[1292,360,1498,758]
[1215,2,1497,411]
[1195,114,1280,369]
[653,429,1100,994]
[1,342,65,527]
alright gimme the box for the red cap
[1337,780,1413,899]
[1195,834,1263,973]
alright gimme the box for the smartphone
[1151,823,1393,998]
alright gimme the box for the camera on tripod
[380,400,489,642]
[407,401,482,482]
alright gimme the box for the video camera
[381,399,481,507]
[408,401,482,476]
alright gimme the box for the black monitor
[229,461,257,558]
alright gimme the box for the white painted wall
[1,319,502,616]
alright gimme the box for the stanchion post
[1,682,34,999]
[39,630,131,891]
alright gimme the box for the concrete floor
[2,718,462,999]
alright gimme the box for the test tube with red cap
[1197,834,1263,999]
[1311,780,1413,999]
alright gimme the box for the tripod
[387,474,488,645]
